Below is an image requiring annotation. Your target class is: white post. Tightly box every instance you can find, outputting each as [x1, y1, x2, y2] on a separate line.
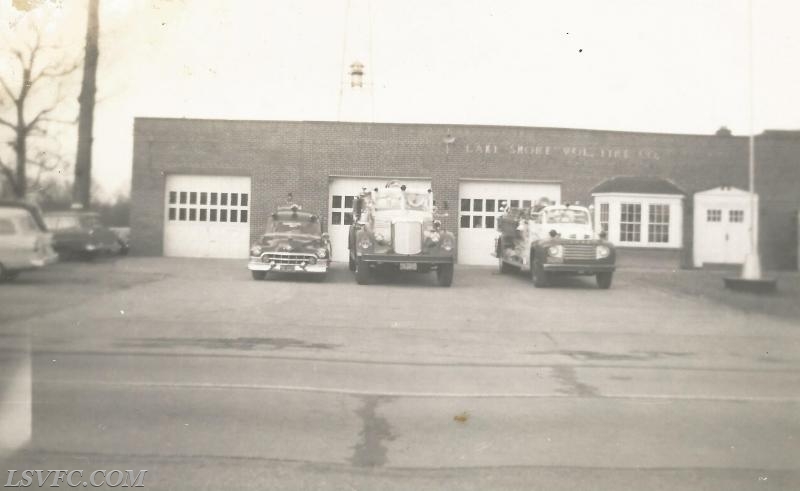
[741, 0, 762, 279]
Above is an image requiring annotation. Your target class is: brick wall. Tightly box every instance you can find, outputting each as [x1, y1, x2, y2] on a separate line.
[131, 118, 798, 269]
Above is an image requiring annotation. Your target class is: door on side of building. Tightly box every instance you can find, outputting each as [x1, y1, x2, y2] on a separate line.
[458, 180, 561, 265]
[163, 175, 252, 258]
[328, 177, 432, 262]
[693, 187, 757, 267]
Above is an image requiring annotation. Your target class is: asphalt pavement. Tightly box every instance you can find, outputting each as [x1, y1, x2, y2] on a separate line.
[1, 258, 798, 490]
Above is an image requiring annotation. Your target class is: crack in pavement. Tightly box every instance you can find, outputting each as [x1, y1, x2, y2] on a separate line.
[552, 366, 600, 397]
[114, 337, 339, 351]
[350, 396, 395, 467]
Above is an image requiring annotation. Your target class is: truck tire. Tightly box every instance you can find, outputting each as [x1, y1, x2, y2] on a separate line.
[436, 263, 454, 287]
[531, 255, 549, 288]
[498, 257, 516, 274]
[355, 258, 371, 285]
[251, 270, 266, 281]
[596, 272, 613, 289]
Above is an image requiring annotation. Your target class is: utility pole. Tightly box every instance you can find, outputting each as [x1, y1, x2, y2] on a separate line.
[73, 0, 99, 208]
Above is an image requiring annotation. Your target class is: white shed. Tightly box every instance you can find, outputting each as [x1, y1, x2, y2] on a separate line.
[693, 186, 758, 268]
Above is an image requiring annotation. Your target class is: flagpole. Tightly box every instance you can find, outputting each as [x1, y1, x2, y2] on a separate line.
[741, 0, 762, 280]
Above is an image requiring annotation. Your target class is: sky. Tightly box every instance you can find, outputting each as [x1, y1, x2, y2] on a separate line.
[1, 0, 799, 199]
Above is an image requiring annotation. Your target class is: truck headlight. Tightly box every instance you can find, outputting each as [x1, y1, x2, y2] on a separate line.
[596, 245, 610, 259]
[316, 248, 328, 258]
[374, 232, 386, 243]
[441, 236, 454, 251]
[547, 245, 563, 258]
[428, 231, 441, 244]
[359, 238, 372, 250]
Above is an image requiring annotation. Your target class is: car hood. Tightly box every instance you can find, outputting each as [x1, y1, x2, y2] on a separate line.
[259, 233, 322, 251]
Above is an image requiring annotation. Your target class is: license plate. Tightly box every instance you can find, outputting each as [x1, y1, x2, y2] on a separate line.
[399, 263, 417, 271]
[279, 265, 294, 271]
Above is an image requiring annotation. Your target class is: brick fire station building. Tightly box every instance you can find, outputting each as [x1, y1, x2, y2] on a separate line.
[130, 118, 800, 270]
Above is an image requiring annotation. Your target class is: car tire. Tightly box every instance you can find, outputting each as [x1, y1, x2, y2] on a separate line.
[531, 256, 549, 288]
[596, 272, 613, 289]
[355, 258, 370, 285]
[436, 263, 454, 287]
[251, 270, 267, 281]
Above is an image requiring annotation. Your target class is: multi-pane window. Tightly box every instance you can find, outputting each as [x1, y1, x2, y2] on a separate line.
[599, 203, 609, 233]
[648, 204, 670, 243]
[707, 209, 721, 222]
[619, 203, 641, 242]
[330, 194, 356, 226]
[460, 197, 542, 229]
[166, 188, 248, 223]
[729, 210, 744, 223]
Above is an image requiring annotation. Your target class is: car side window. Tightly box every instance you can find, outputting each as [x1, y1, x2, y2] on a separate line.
[0, 218, 16, 235]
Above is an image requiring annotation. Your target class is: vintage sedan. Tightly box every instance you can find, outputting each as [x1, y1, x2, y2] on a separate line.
[43, 210, 123, 259]
[0, 201, 58, 281]
[248, 205, 331, 280]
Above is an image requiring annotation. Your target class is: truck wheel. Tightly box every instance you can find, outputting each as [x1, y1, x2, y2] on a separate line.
[531, 257, 549, 288]
[355, 259, 371, 285]
[436, 264, 454, 287]
[596, 272, 613, 289]
[251, 271, 267, 281]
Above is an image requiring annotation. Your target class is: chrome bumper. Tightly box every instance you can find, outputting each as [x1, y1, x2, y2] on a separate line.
[30, 251, 59, 268]
[248, 259, 328, 274]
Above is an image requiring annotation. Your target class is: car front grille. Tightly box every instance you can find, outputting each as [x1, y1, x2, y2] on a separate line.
[393, 221, 422, 255]
[563, 243, 596, 261]
[261, 252, 317, 265]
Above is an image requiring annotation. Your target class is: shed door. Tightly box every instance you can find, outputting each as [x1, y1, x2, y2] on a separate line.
[163, 175, 252, 258]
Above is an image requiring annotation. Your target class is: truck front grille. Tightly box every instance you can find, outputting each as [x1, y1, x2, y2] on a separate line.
[261, 252, 317, 265]
[393, 222, 422, 255]
[563, 244, 596, 261]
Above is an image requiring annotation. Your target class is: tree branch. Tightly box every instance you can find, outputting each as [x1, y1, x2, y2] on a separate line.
[0, 116, 16, 130]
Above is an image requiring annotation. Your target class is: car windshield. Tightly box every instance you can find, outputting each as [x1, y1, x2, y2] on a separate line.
[267, 218, 320, 235]
[45, 216, 82, 230]
[80, 215, 102, 229]
[545, 209, 590, 224]
[404, 192, 429, 211]
[373, 193, 403, 211]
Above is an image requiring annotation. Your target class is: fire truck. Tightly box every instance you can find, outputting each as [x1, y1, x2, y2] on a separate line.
[348, 181, 456, 286]
[495, 203, 616, 288]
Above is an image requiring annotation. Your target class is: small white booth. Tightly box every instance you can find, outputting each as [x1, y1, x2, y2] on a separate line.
[693, 186, 758, 268]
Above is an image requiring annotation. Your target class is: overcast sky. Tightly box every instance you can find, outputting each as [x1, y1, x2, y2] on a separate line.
[1, 0, 799, 198]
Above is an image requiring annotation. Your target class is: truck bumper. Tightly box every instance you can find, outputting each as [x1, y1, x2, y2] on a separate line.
[357, 253, 454, 264]
[542, 263, 615, 274]
[248, 260, 328, 274]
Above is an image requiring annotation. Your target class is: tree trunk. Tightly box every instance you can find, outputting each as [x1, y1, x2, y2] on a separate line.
[73, 0, 99, 208]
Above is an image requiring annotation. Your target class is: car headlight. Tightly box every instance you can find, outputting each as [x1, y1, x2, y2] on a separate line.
[250, 246, 261, 256]
[316, 248, 328, 258]
[374, 232, 386, 243]
[596, 245, 610, 259]
[547, 245, 563, 257]
[359, 238, 372, 250]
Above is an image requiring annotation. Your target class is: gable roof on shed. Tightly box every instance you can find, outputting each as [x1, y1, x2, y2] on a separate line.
[590, 176, 687, 196]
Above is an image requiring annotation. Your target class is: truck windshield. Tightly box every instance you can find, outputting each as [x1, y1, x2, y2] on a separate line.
[267, 218, 320, 235]
[545, 209, 590, 224]
[405, 192, 429, 211]
[373, 194, 403, 211]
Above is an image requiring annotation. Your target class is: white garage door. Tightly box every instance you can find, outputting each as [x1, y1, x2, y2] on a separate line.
[328, 177, 431, 262]
[458, 180, 561, 265]
[163, 175, 252, 258]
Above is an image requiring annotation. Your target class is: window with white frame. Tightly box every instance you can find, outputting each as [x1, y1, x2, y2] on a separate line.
[707, 209, 722, 222]
[729, 209, 744, 223]
[619, 203, 641, 242]
[648, 204, 670, 243]
[599, 203, 609, 233]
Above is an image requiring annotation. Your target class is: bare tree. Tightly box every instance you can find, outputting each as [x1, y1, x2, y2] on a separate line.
[73, 0, 100, 208]
[0, 28, 78, 199]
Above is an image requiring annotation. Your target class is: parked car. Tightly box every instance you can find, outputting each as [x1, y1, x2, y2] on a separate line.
[248, 205, 331, 280]
[109, 227, 130, 255]
[0, 201, 58, 281]
[43, 210, 123, 260]
[495, 204, 616, 288]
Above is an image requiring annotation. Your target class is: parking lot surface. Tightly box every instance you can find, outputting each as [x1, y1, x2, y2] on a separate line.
[1, 258, 799, 490]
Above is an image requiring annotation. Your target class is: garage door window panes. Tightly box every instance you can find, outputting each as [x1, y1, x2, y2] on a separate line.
[166, 188, 249, 224]
[331, 195, 356, 226]
[460, 198, 523, 229]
